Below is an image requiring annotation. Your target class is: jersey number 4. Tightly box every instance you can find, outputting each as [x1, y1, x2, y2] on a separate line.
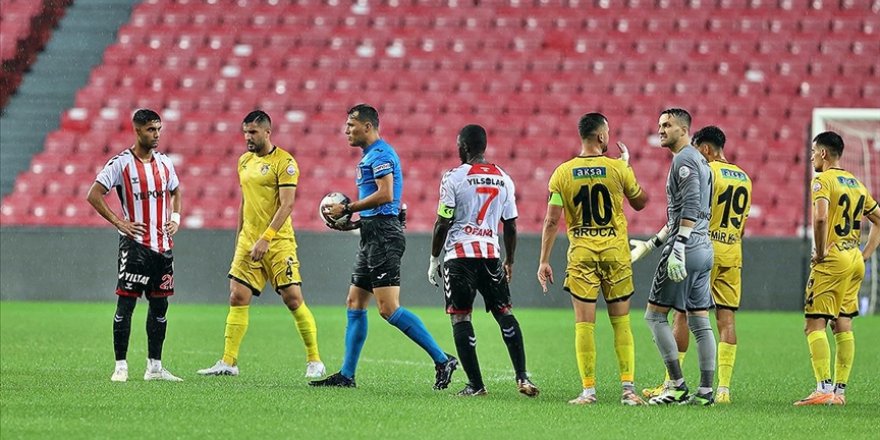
[835, 194, 865, 236]
[717, 186, 749, 228]
[475, 186, 499, 225]
[573, 184, 612, 226]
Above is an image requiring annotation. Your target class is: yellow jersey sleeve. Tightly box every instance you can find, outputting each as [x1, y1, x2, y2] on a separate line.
[276, 154, 299, 187]
[620, 163, 642, 200]
[811, 174, 831, 204]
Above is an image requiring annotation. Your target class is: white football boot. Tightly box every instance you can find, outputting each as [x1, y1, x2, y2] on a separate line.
[197, 359, 239, 376]
[111, 363, 128, 382]
[144, 359, 183, 381]
[305, 361, 326, 379]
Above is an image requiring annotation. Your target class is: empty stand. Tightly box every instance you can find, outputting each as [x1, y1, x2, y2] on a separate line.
[4, 0, 879, 236]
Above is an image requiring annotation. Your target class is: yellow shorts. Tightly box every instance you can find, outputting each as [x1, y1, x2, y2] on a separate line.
[805, 249, 864, 320]
[564, 260, 634, 303]
[229, 237, 302, 295]
[711, 265, 741, 310]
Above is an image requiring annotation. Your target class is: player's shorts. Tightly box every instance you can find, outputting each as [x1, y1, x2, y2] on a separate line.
[648, 241, 714, 312]
[443, 258, 512, 315]
[805, 248, 864, 320]
[116, 235, 174, 298]
[228, 236, 302, 296]
[351, 215, 405, 291]
[711, 265, 741, 310]
[563, 259, 634, 303]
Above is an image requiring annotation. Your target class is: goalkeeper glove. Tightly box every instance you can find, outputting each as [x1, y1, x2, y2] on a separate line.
[630, 226, 669, 263]
[428, 255, 441, 287]
[666, 227, 692, 282]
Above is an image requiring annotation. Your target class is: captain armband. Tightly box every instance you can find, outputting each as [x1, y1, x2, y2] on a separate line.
[548, 192, 564, 206]
[437, 203, 455, 219]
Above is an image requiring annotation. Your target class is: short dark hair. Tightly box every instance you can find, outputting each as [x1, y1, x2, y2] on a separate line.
[458, 124, 487, 155]
[813, 131, 844, 157]
[577, 112, 607, 140]
[660, 108, 692, 130]
[243, 110, 271, 126]
[347, 104, 379, 128]
[692, 125, 726, 150]
[132, 108, 161, 125]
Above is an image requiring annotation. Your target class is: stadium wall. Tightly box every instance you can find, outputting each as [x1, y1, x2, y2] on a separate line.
[0, 227, 808, 311]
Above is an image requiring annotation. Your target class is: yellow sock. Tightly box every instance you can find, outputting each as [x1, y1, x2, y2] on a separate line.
[609, 314, 634, 383]
[833, 331, 855, 386]
[575, 322, 596, 388]
[718, 342, 737, 389]
[222, 305, 250, 365]
[807, 330, 832, 384]
[663, 352, 686, 382]
[292, 302, 320, 362]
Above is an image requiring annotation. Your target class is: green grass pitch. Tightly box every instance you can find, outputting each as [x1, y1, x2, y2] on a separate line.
[1, 301, 878, 439]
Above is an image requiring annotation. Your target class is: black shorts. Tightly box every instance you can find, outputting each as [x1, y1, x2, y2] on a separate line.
[444, 258, 512, 315]
[351, 216, 405, 291]
[116, 235, 174, 298]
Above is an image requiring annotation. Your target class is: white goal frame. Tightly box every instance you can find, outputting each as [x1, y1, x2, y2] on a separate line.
[811, 108, 880, 314]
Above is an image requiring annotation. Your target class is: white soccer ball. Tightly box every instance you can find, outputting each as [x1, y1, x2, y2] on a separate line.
[319, 192, 352, 229]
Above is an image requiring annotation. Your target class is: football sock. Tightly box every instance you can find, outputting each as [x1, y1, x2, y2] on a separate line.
[494, 313, 527, 379]
[340, 309, 368, 379]
[645, 310, 683, 381]
[113, 296, 136, 361]
[387, 307, 447, 364]
[575, 322, 596, 388]
[663, 352, 687, 382]
[833, 331, 854, 388]
[688, 315, 716, 389]
[452, 321, 482, 388]
[291, 302, 320, 362]
[609, 314, 634, 383]
[146, 297, 168, 360]
[718, 342, 737, 389]
[222, 305, 249, 366]
[806, 330, 832, 385]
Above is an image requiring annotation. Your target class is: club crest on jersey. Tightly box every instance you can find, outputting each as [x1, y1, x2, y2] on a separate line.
[572, 167, 606, 179]
[260, 164, 270, 175]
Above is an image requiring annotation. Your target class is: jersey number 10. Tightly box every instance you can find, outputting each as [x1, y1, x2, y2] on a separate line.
[573, 184, 612, 227]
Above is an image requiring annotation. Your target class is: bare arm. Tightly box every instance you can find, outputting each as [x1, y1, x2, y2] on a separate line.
[502, 218, 517, 282]
[862, 207, 880, 261]
[250, 186, 296, 261]
[431, 216, 453, 258]
[537, 203, 563, 293]
[628, 188, 649, 211]
[812, 198, 830, 262]
[164, 186, 182, 236]
[86, 182, 145, 237]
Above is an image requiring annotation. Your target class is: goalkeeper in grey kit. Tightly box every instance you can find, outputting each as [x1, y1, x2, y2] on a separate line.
[630, 108, 717, 406]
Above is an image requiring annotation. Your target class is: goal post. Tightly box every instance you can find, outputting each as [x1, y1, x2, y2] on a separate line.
[811, 108, 880, 314]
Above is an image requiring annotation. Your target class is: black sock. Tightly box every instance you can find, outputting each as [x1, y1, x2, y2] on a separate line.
[113, 296, 137, 361]
[495, 313, 527, 380]
[452, 321, 482, 388]
[146, 297, 168, 360]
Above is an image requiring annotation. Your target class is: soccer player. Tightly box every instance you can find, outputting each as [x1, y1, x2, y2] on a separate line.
[537, 113, 648, 405]
[197, 111, 324, 378]
[87, 108, 183, 382]
[429, 124, 539, 397]
[640, 126, 751, 404]
[794, 131, 880, 406]
[310, 104, 457, 389]
[630, 108, 716, 405]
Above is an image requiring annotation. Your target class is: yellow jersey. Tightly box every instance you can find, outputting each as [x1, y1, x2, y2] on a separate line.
[548, 155, 643, 262]
[238, 146, 299, 244]
[709, 161, 752, 267]
[812, 168, 879, 253]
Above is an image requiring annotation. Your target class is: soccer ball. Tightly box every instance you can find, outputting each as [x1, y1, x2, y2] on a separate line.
[319, 192, 352, 229]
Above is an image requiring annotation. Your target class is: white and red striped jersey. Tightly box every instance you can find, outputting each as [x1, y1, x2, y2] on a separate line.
[438, 163, 517, 262]
[96, 149, 180, 254]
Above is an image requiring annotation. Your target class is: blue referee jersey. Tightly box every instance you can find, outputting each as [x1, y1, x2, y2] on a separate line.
[356, 139, 403, 217]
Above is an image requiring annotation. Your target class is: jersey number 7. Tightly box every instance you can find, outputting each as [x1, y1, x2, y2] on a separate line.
[475, 186, 499, 225]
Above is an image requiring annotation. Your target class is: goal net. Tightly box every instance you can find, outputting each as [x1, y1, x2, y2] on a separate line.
[812, 108, 880, 314]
